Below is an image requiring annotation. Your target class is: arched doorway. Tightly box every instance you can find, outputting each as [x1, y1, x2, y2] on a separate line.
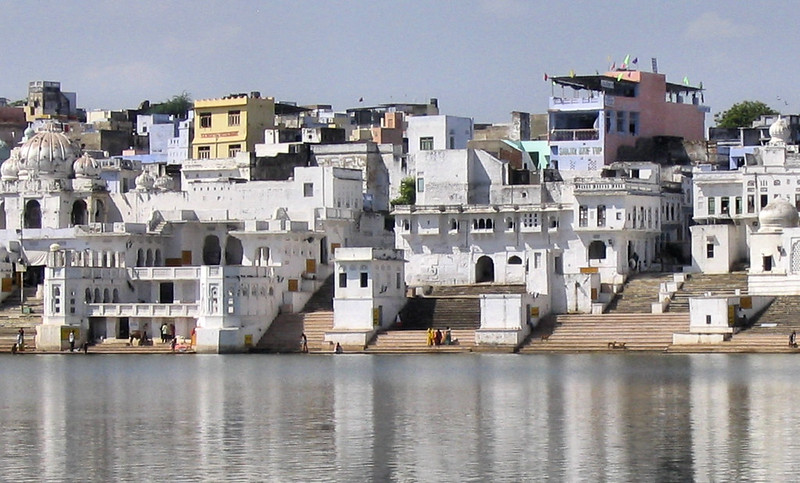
[588, 240, 607, 260]
[224, 236, 243, 265]
[24, 200, 42, 228]
[94, 199, 106, 223]
[203, 235, 221, 265]
[475, 256, 495, 283]
[71, 200, 88, 226]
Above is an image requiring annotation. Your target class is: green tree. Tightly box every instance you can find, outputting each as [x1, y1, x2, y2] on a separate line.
[390, 177, 416, 206]
[715, 100, 778, 128]
[8, 99, 26, 107]
[148, 91, 192, 118]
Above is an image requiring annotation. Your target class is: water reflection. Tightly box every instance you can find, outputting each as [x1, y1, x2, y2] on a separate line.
[1, 354, 800, 481]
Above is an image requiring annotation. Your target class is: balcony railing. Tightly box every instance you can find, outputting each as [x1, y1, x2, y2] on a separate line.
[87, 303, 199, 318]
[550, 129, 599, 142]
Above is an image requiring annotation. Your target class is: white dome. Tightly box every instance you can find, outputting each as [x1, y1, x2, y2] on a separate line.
[769, 116, 791, 145]
[135, 171, 155, 191]
[758, 198, 799, 230]
[17, 127, 77, 179]
[0, 148, 20, 181]
[73, 152, 100, 179]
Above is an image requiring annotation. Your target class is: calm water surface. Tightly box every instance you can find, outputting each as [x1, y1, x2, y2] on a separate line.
[1, 353, 799, 482]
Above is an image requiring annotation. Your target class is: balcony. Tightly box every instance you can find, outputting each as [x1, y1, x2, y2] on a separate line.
[550, 129, 599, 142]
[573, 179, 659, 195]
[550, 96, 604, 110]
[130, 267, 201, 280]
[87, 303, 199, 318]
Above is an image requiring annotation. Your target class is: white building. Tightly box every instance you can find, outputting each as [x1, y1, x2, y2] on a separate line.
[406, 115, 473, 155]
[0, 123, 382, 353]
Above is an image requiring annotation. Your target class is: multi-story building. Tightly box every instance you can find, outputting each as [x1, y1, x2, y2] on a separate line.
[191, 92, 275, 159]
[25, 81, 77, 122]
[548, 70, 706, 170]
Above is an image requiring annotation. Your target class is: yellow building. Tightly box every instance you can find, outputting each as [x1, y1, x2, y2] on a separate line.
[191, 92, 275, 159]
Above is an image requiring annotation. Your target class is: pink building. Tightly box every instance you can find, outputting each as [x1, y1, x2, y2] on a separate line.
[548, 70, 706, 170]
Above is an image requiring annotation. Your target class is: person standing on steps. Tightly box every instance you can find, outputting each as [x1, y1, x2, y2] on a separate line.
[17, 328, 24, 352]
[68, 330, 76, 352]
[791, 331, 797, 348]
[301, 333, 308, 353]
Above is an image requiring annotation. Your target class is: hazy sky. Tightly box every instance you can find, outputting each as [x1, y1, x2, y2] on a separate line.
[1, 1, 795, 124]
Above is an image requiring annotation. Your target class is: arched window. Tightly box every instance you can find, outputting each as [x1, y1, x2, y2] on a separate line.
[24, 200, 42, 229]
[136, 249, 144, 267]
[94, 288, 101, 303]
[154, 249, 162, 267]
[589, 240, 607, 260]
[103, 288, 110, 303]
[85, 288, 91, 303]
[203, 235, 221, 265]
[224, 236, 243, 265]
[478, 219, 486, 229]
[145, 249, 153, 267]
[112, 288, 119, 303]
[486, 219, 493, 229]
[450, 219, 458, 231]
[71, 200, 88, 226]
[508, 256, 522, 265]
[476, 256, 495, 283]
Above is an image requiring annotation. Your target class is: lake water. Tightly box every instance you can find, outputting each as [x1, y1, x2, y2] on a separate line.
[1, 353, 798, 481]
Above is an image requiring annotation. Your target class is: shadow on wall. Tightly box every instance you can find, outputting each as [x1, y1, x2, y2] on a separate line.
[616, 136, 708, 166]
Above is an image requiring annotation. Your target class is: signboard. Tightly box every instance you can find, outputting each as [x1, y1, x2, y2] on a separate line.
[244, 334, 253, 347]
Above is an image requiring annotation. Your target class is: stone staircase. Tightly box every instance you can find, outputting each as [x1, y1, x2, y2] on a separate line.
[427, 284, 526, 297]
[668, 332, 796, 353]
[365, 329, 475, 353]
[0, 287, 42, 352]
[255, 275, 335, 353]
[86, 338, 179, 354]
[667, 272, 749, 313]
[399, 297, 481, 330]
[749, 296, 800, 329]
[604, 273, 674, 313]
[519, 313, 689, 353]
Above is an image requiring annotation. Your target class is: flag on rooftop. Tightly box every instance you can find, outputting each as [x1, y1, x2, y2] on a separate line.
[544, 73, 548, 81]
[623, 54, 630, 67]
[683, 76, 690, 85]
[611, 62, 616, 71]
[569, 69, 575, 78]
[632, 57, 638, 64]
[617, 73, 623, 81]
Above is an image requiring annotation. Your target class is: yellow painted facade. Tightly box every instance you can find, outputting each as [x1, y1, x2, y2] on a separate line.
[191, 95, 275, 159]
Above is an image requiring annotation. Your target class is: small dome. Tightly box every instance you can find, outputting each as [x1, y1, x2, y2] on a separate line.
[135, 170, 155, 191]
[73, 152, 100, 179]
[22, 126, 35, 142]
[1, 148, 20, 181]
[758, 198, 799, 230]
[17, 127, 77, 179]
[769, 116, 791, 145]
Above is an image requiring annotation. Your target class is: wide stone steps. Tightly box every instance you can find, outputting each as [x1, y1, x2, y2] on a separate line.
[365, 329, 475, 353]
[753, 296, 800, 327]
[428, 284, 526, 297]
[667, 273, 749, 313]
[400, 297, 481, 330]
[668, 333, 796, 353]
[520, 313, 689, 353]
[605, 273, 674, 314]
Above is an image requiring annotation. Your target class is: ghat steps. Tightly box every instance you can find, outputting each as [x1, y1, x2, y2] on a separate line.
[519, 313, 689, 353]
[604, 273, 674, 314]
[668, 332, 797, 353]
[749, 296, 800, 329]
[0, 287, 42, 351]
[667, 272, 748, 313]
[365, 329, 475, 353]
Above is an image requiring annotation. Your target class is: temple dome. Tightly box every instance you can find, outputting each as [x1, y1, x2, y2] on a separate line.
[17, 127, 77, 179]
[135, 170, 155, 191]
[758, 198, 799, 230]
[154, 174, 174, 191]
[769, 116, 791, 145]
[0, 149, 20, 181]
[73, 152, 100, 179]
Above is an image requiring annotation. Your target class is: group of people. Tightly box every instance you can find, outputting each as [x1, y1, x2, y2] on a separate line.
[426, 327, 455, 346]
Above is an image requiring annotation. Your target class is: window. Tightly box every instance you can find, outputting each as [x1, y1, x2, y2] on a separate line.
[588, 241, 607, 260]
[416, 177, 425, 192]
[228, 144, 241, 157]
[228, 110, 241, 126]
[534, 252, 541, 269]
[616, 111, 625, 133]
[736, 197, 742, 214]
[579, 205, 588, 227]
[721, 197, 729, 215]
[747, 195, 755, 213]
[508, 256, 522, 265]
[597, 205, 606, 227]
[760, 194, 769, 209]
[360, 272, 368, 288]
[420, 137, 434, 150]
[197, 146, 211, 159]
[706, 243, 714, 258]
[449, 136, 455, 149]
[628, 112, 639, 135]
[199, 113, 211, 128]
[605, 111, 613, 133]
[304, 183, 314, 197]
[339, 273, 347, 288]
[554, 256, 563, 275]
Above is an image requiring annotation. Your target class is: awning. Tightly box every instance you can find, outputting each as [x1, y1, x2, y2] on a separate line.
[22, 249, 48, 267]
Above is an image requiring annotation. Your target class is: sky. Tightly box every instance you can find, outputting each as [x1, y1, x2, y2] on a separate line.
[1, 1, 796, 124]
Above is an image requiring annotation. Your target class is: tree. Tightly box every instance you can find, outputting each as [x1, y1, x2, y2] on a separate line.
[715, 100, 778, 128]
[148, 91, 192, 118]
[390, 177, 416, 206]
